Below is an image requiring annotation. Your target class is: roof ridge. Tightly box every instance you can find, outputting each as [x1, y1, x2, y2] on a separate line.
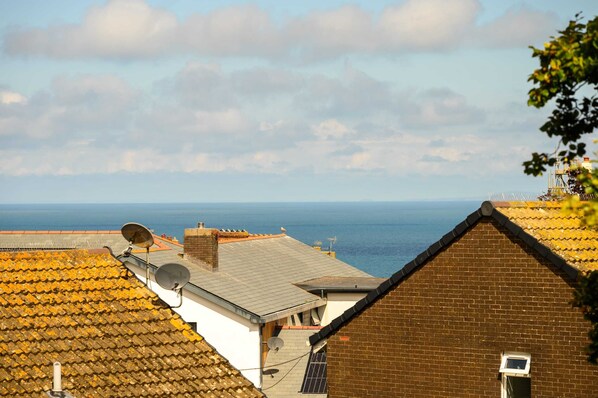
[219, 233, 286, 244]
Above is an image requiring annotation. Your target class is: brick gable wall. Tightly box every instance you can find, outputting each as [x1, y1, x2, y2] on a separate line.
[326, 219, 598, 398]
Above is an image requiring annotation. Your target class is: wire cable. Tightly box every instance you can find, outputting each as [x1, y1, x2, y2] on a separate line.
[236, 351, 310, 371]
[262, 352, 307, 391]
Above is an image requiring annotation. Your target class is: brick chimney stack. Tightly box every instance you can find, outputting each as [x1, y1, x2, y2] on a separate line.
[184, 225, 219, 271]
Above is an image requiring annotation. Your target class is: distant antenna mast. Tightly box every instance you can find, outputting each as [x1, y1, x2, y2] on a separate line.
[327, 236, 337, 252]
[155, 263, 191, 308]
[547, 160, 569, 198]
[121, 222, 154, 285]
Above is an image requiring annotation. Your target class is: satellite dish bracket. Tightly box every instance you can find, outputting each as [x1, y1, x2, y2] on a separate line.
[168, 287, 184, 309]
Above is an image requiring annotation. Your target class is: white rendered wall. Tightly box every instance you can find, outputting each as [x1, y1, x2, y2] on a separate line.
[321, 292, 367, 326]
[129, 268, 262, 387]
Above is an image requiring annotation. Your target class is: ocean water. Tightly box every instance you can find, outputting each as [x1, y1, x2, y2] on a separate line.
[0, 201, 480, 277]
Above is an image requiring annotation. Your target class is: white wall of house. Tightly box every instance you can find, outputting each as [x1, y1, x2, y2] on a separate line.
[321, 292, 367, 326]
[128, 268, 262, 387]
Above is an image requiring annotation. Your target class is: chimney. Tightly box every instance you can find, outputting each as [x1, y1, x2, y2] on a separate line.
[184, 224, 218, 271]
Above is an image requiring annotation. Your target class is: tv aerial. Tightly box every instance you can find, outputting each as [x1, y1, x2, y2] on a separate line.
[327, 236, 337, 252]
[121, 222, 154, 285]
[155, 263, 191, 308]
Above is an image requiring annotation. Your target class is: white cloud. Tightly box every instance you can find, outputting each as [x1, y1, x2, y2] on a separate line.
[312, 119, 353, 140]
[181, 5, 283, 57]
[0, 75, 138, 142]
[0, 63, 542, 179]
[0, 90, 27, 105]
[378, 0, 480, 51]
[400, 88, 485, 128]
[287, 5, 373, 58]
[165, 62, 236, 110]
[259, 120, 284, 132]
[474, 7, 559, 48]
[296, 65, 394, 118]
[2, 0, 560, 60]
[5, 0, 178, 58]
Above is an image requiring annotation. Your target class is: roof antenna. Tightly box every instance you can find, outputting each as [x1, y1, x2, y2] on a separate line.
[121, 223, 154, 286]
[155, 263, 191, 308]
[327, 236, 337, 252]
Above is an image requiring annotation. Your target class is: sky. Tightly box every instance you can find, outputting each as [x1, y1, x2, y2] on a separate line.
[0, 0, 597, 203]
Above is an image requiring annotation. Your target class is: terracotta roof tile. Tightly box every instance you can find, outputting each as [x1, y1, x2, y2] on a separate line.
[494, 201, 598, 272]
[0, 250, 263, 397]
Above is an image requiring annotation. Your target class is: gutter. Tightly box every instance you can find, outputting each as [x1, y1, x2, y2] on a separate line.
[118, 254, 263, 324]
[259, 298, 327, 324]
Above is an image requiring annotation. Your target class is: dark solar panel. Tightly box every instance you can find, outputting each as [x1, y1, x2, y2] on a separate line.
[300, 350, 327, 394]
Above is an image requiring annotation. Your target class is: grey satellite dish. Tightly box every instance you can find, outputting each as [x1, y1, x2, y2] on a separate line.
[155, 263, 191, 291]
[121, 222, 154, 248]
[155, 263, 190, 309]
[121, 222, 154, 285]
[267, 336, 285, 352]
[263, 368, 279, 378]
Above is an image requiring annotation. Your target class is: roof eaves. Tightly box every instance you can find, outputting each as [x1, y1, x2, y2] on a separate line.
[309, 206, 485, 346]
[259, 298, 326, 324]
[121, 254, 264, 324]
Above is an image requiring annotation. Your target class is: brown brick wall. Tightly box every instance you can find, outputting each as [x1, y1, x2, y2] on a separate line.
[327, 219, 598, 398]
[184, 228, 218, 270]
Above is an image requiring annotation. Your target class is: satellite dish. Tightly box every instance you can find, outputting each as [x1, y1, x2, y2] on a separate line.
[267, 336, 285, 352]
[121, 222, 155, 285]
[121, 222, 154, 248]
[263, 368, 279, 378]
[155, 263, 191, 291]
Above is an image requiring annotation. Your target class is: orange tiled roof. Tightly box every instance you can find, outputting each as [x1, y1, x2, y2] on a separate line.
[493, 201, 598, 272]
[218, 233, 286, 244]
[0, 250, 263, 397]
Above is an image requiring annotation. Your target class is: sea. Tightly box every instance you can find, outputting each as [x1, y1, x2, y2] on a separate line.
[0, 201, 480, 278]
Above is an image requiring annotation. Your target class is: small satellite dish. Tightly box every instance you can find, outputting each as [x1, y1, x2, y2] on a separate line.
[263, 368, 279, 378]
[267, 336, 285, 352]
[155, 263, 191, 291]
[121, 222, 154, 248]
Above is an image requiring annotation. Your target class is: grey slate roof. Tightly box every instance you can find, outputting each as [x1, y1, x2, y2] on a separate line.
[262, 328, 326, 398]
[0, 231, 372, 323]
[138, 236, 371, 321]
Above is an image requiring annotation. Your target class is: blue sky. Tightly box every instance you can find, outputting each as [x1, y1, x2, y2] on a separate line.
[0, 0, 596, 203]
